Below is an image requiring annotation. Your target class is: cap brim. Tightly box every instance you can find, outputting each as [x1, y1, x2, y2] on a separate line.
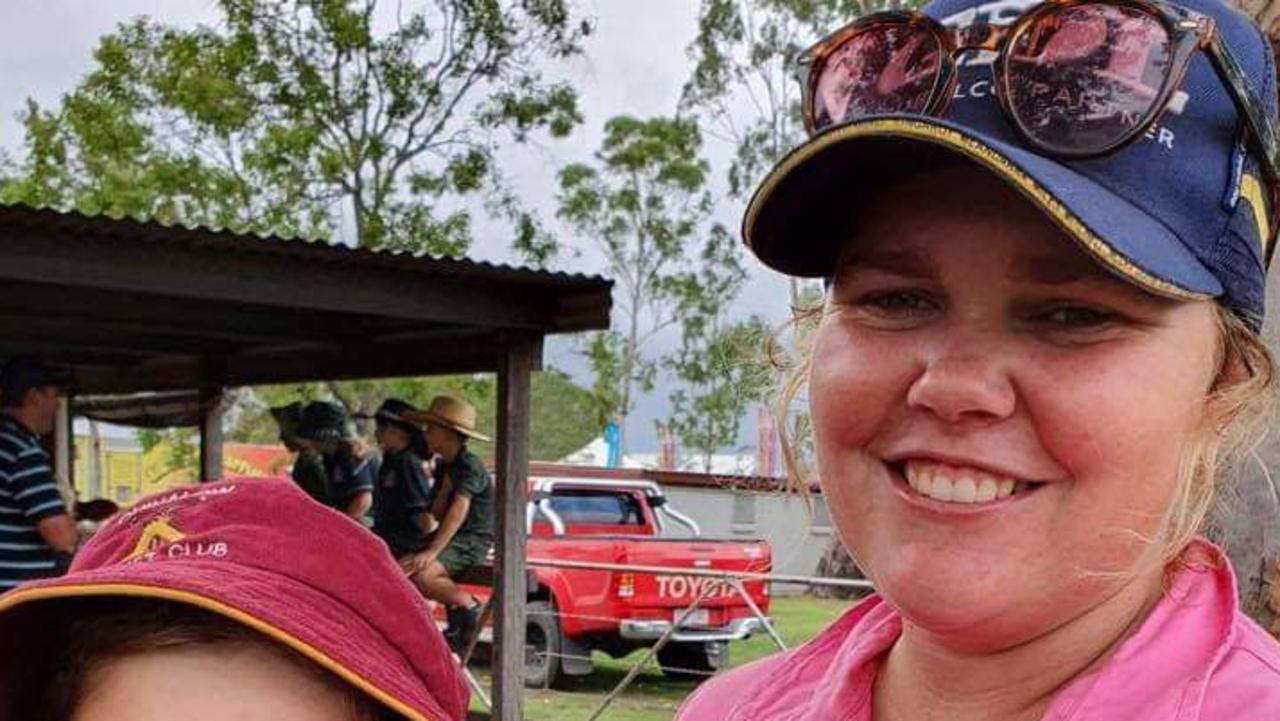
[744, 116, 1221, 300]
[0, 562, 458, 721]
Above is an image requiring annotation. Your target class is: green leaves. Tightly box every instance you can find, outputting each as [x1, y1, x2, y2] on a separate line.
[1, 0, 590, 258]
[682, 0, 924, 197]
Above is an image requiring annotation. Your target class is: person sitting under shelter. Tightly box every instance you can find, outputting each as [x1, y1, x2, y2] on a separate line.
[295, 401, 375, 523]
[270, 401, 329, 505]
[402, 395, 493, 653]
[0, 358, 77, 592]
[366, 398, 435, 565]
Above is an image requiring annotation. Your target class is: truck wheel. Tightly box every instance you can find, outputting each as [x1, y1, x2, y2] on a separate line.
[524, 600, 564, 689]
[657, 640, 727, 682]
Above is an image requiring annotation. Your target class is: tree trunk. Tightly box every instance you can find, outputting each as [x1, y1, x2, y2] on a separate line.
[1208, 270, 1280, 637]
[1217, 0, 1280, 639]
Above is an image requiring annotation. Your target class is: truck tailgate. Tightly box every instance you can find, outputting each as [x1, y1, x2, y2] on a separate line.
[619, 537, 772, 615]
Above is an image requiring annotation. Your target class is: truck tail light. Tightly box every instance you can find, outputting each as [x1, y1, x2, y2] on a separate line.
[616, 572, 635, 598]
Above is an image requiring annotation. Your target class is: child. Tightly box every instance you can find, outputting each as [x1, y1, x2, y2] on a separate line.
[0, 478, 468, 721]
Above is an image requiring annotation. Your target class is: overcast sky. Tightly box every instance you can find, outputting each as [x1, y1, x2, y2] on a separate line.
[0, 0, 796, 454]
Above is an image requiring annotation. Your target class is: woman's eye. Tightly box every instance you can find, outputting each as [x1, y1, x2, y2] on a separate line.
[1038, 305, 1115, 328]
[857, 290, 936, 315]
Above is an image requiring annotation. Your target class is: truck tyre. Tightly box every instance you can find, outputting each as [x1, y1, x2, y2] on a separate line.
[524, 600, 564, 689]
[657, 640, 727, 682]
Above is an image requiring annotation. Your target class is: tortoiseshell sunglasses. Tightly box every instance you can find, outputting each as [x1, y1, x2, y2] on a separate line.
[795, 0, 1280, 262]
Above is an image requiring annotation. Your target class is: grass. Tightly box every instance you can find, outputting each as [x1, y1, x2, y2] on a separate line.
[469, 595, 855, 721]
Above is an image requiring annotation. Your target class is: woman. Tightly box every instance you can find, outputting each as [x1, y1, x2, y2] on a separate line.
[0, 479, 468, 721]
[678, 0, 1280, 719]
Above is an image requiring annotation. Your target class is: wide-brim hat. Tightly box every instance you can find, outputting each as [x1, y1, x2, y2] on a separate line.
[296, 400, 353, 442]
[745, 0, 1276, 331]
[268, 401, 306, 435]
[0, 479, 468, 721]
[407, 394, 490, 443]
[356, 398, 421, 435]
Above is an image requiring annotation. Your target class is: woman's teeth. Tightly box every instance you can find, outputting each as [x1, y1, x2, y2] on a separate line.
[903, 461, 1027, 504]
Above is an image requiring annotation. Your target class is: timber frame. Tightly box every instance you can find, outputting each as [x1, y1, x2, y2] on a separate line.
[0, 203, 612, 720]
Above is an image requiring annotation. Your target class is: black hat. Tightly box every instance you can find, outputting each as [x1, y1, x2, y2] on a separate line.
[0, 357, 69, 407]
[296, 401, 352, 442]
[269, 402, 306, 434]
[361, 398, 420, 433]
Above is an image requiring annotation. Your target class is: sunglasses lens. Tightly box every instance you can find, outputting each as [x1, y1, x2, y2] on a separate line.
[1004, 3, 1172, 153]
[812, 22, 944, 132]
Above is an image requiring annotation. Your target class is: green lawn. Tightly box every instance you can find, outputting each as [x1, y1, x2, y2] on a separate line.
[470, 595, 854, 721]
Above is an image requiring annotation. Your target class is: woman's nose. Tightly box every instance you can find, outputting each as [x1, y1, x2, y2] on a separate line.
[905, 349, 1017, 425]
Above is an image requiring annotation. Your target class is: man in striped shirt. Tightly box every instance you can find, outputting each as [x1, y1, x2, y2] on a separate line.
[0, 358, 76, 592]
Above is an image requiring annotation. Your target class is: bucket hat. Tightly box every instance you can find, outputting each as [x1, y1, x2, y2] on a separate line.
[0, 479, 468, 721]
[296, 400, 353, 442]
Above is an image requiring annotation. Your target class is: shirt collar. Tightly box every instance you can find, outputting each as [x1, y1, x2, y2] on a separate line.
[0, 413, 36, 440]
[758, 538, 1241, 721]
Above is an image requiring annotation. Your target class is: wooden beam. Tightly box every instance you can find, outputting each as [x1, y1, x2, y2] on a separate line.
[0, 231, 563, 330]
[0, 280, 341, 344]
[198, 387, 224, 483]
[491, 336, 539, 721]
[66, 332, 544, 396]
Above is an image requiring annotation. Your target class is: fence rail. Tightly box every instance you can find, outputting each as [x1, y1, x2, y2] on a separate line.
[457, 558, 873, 720]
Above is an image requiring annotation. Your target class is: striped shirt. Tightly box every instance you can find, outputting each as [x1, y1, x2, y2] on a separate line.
[0, 415, 67, 591]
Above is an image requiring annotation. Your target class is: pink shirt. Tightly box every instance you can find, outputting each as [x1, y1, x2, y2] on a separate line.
[677, 539, 1280, 721]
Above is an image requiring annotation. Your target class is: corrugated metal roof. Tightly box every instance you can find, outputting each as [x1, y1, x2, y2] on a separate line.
[0, 202, 610, 291]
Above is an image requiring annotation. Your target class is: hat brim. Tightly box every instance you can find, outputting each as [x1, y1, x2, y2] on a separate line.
[0, 561, 458, 721]
[296, 426, 351, 442]
[420, 411, 491, 443]
[744, 116, 1222, 301]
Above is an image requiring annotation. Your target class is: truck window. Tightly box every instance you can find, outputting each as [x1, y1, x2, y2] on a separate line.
[548, 490, 645, 526]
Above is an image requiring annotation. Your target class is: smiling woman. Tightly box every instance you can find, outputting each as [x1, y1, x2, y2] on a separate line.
[674, 0, 1280, 719]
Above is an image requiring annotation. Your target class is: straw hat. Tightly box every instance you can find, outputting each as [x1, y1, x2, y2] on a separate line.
[409, 395, 490, 443]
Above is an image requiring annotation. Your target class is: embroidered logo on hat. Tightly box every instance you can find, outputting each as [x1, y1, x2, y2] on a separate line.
[123, 514, 189, 563]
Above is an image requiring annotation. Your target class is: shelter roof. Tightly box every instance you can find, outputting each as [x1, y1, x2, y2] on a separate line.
[0, 204, 612, 394]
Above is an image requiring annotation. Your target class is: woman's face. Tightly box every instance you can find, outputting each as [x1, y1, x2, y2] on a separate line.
[71, 641, 367, 721]
[812, 166, 1220, 651]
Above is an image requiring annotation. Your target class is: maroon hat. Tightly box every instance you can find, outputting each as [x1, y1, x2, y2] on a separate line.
[0, 478, 468, 721]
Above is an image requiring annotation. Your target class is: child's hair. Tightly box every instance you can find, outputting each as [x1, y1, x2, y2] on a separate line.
[15, 597, 400, 721]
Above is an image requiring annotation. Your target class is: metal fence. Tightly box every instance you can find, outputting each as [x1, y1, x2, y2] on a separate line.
[455, 559, 873, 720]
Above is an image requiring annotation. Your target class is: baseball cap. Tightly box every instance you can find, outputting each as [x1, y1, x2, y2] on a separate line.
[745, 0, 1277, 330]
[0, 479, 468, 721]
[0, 357, 70, 405]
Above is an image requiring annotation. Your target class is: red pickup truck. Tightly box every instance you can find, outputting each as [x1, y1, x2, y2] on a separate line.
[465, 477, 773, 688]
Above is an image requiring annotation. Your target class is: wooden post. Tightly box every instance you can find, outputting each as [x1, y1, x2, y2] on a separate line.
[54, 396, 72, 493]
[492, 337, 537, 721]
[198, 387, 224, 483]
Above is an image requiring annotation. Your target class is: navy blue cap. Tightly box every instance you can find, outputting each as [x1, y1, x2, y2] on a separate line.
[0, 357, 69, 406]
[744, 0, 1277, 330]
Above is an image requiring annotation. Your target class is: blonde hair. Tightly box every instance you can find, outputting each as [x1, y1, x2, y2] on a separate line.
[771, 296, 1277, 564]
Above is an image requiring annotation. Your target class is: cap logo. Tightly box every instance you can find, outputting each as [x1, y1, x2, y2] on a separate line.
[1238, 173, 1272, 253]
[124, 514, 187, 562]
[122, 512, 230, 564]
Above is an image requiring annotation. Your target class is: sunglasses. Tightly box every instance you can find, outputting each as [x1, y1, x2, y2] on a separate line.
[795, 0, 1280, 263]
